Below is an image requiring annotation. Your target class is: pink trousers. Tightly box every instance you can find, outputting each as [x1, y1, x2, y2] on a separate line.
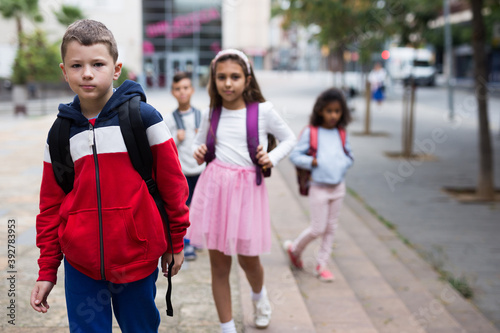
[291, 182, 346, 268]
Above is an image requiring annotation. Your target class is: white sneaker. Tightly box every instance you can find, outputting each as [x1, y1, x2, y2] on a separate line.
[253, 293, 272, 329]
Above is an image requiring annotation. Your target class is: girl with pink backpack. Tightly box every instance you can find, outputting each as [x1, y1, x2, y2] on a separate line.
[189, 49, 296, 332]
[285, 87, 353, 282]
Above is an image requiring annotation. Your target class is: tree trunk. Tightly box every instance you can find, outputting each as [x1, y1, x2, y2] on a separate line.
[16, 16, 23, 48]
[12, 85, 28, 116]
[336, 45, 346, 88]
[470, 0, 495, 200]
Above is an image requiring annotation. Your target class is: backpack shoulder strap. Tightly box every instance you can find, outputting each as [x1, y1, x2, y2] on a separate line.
[48, 117, 74, 194]
[338, 127, 351, 158]
[118, 96, 153, 180]
[117, 95, 175, 317]
[193, 107, 201, 129]
[309, 125, 318, 158]
[246, 102, 259, 166]
[204, 106, 222, 163]
[172, 109, 185, 130]
[338, 127, 346, 147]
[246, 102, 268, 185]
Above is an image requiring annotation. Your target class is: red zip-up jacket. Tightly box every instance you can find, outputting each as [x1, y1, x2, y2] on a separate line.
[36, 81, 190, 284]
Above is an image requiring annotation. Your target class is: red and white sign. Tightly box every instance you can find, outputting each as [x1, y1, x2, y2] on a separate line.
[146, 8, 220, 40]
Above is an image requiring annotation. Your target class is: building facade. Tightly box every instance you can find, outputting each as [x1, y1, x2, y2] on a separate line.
[142, 0, 271, 88]
[0, 0, 272, 89]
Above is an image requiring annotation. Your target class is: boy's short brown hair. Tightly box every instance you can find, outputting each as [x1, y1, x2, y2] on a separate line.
[61, 19, 119, 63]
[172, 72, 192, 84]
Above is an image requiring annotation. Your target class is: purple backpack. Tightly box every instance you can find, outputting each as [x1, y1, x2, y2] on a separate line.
[204, 102, 271, 185]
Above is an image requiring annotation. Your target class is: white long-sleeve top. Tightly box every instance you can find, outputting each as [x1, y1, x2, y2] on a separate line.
[193, 101, 296, 167]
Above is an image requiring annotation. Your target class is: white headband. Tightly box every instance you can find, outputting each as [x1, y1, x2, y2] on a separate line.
[212, 49, 251, 74]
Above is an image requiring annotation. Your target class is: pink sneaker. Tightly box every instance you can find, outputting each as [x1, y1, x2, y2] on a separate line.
[283, 240, 303, 269]
[316, 265, 335, 282]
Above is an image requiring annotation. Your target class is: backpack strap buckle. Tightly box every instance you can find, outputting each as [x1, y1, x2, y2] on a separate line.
[145, 178, 157, 195]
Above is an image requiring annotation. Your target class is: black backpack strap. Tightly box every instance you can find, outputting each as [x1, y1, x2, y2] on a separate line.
[118, 96, 154, 178]
[48, 117, 74, 194]
[172, 109, 185, 130]
[117, 96, 176, 317]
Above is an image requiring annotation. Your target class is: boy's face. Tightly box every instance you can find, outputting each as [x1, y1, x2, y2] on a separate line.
[60, 41, 122, 106]
[171, 78, 194, 106]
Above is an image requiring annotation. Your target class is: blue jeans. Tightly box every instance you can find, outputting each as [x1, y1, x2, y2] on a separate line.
[64, 259, 160, 333]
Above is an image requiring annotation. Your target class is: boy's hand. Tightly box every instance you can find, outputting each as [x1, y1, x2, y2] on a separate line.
[312, 158, 318, 167]
[193, 144, 207, 165]
[162, 250, 184, 277]
[30, 281, 55, 313]
[177, 129, 186, 142]
[256, 145, 273, 171]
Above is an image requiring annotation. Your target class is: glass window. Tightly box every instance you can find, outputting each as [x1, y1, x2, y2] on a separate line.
[142, 0, 222, 87]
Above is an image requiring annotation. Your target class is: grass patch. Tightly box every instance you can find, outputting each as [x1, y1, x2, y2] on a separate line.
[443, 273, 474, 299]
[365, 205, 396, 230]
[347, 187, 360, 198]
[423, 246, 474, 299]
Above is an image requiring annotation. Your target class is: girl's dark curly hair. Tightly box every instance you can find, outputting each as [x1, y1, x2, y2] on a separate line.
[208, 53, 265, 109]
[310, 87, 352, 128]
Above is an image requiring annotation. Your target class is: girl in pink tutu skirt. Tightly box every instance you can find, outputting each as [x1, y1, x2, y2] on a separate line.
[189, 49, 296, 332]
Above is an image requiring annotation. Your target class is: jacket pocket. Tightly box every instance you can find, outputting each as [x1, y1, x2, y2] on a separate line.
[60, 207, 148, 272]
[101, 207, 148, 269]
[60, 208, 100, 272]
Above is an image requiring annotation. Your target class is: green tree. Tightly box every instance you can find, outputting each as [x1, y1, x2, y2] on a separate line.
[383, 0, 442, 47]
[0, 0, 43, 48]
[53, 4, 84, 26]
[11, 30, 61, 85]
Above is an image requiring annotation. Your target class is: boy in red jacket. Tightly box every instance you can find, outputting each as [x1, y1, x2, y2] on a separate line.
[30, 19, 189, 332]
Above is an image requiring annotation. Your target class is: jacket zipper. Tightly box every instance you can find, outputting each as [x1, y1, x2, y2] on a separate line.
[89, 123, 106, 280]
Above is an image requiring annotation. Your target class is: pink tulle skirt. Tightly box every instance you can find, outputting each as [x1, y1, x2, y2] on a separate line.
[187, 159, 271, 256]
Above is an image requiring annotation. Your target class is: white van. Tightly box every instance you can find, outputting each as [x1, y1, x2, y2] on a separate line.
[386, 47, 437, 86]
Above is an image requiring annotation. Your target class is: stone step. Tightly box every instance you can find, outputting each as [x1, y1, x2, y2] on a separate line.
[273, 157, 499, 333]
[267, 169, 379, 332]
[333, 214, 427, 333]
[238, 230, 316, 332]
[343, 194, 500, 333]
